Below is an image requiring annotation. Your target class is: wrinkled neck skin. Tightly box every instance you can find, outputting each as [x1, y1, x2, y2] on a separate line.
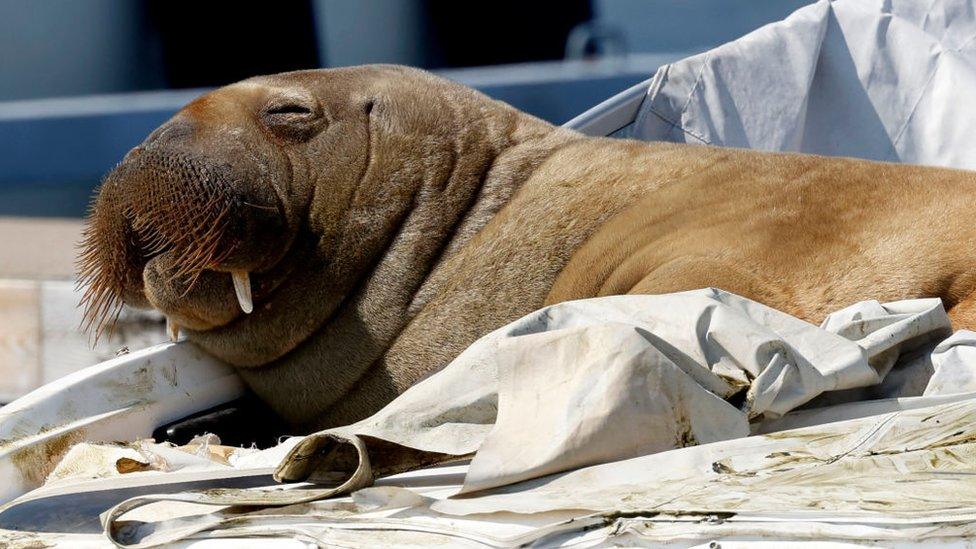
[214, 111, 581, 427]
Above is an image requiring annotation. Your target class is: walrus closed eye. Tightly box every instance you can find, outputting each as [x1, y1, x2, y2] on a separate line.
[80, 64, 976, 430]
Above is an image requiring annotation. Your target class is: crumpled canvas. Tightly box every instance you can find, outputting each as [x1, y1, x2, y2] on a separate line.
[44, 434, 299, 488]
[102, 290, 976, 547]
[627, 0, 976, 170]
[271, 289, 953, 495]
[104, 394, 976, 546]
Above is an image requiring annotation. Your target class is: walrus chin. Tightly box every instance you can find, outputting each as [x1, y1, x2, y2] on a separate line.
[77, 147, 280, 342]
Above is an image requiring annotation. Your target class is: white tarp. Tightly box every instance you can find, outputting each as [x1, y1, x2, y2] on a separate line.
[100, 290, 976, 546]
[627, 0, 976, 170]
[106, 397, 976, 547]
[274, 289, 955, 494]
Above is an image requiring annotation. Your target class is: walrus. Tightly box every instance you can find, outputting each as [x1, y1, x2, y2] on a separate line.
[78, 64, 976, 430]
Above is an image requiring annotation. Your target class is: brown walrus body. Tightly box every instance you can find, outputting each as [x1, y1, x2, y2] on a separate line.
[80, 65, 976, 429]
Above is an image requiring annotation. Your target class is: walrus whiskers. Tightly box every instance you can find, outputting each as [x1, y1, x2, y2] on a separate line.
[77, 181, 137, 342]
[78, 155, 242, 342]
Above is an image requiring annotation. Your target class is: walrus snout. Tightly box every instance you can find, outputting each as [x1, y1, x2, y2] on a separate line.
[78, 129, 293, 339]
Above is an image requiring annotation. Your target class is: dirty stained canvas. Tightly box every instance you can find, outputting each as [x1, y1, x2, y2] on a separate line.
[97, 288, 976, 546]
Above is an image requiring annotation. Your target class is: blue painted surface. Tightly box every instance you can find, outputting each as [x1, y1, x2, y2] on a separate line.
[0, 111, 173, 216]
[0, 58, 677, 217]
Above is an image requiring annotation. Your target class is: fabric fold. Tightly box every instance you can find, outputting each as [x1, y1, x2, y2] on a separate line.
[98, 288, 958, 546]
[274, 288, 952, 495]
[100, 288, 970, 546]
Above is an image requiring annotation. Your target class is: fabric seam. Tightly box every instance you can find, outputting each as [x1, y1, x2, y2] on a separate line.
[647, 106, 711, 144]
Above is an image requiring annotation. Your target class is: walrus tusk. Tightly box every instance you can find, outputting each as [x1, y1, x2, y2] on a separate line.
[166, 317, 181, 342]
[231, 270, 253, 314]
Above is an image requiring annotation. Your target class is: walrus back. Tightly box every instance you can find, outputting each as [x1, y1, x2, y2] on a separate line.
[547, 142, 976, 326]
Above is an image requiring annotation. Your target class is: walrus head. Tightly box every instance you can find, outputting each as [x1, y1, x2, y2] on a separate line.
[78, 65, 546, 376]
